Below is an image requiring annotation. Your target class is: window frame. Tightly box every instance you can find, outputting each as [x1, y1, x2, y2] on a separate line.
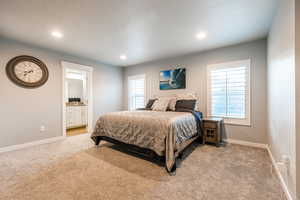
[128, 74, 146, 110]
[207, 59, 251, 126]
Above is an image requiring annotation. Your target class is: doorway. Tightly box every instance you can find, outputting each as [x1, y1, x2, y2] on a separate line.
[62, 61, 93, 137]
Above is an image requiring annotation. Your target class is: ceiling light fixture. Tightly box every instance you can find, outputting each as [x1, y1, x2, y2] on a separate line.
[120, 54, 127, 60]
[196, 32, 207, 40]
[51, 31, 64, 38]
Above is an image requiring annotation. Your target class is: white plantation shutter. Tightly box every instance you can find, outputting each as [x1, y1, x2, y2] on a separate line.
[128, 75, 145, 110]
[207, 60, 251, 125]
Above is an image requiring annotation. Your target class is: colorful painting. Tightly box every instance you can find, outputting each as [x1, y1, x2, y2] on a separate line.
[159, 68, 186, 90]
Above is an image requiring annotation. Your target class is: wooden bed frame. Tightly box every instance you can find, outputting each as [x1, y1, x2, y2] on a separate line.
[93, 134, 203, 175]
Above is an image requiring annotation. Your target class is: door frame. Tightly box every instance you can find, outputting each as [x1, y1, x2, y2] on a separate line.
[61, 61, 94, 137]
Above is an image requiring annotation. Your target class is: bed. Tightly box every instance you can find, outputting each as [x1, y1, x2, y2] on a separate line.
[91, 110, 203, 174]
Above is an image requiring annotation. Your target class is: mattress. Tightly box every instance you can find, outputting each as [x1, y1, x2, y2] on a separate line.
[91, 110, 202, 172]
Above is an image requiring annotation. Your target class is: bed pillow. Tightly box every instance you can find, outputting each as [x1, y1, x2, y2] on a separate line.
[136, 108, 152, 110]
[175, 99, 197, 112]
[176, 93, 199, 111]
[145, 99, 157, 109]
[152, 98, 170, 111]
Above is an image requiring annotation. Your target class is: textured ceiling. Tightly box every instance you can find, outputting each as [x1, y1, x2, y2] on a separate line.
[0, 0, 277, 66]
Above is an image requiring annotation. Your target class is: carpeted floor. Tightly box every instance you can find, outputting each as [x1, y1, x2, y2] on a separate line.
[0, 134, 286, 200]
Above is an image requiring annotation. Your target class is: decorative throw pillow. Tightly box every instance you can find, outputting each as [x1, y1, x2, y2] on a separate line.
[175, 99, 197, 112]
[153, 95, 177, 111]
[168, 97, 177, 111]
[145, 99, 157, 109]
[152, 98, 170, 111]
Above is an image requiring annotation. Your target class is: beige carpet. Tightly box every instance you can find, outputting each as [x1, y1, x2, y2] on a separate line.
[0, 134, 286, 200]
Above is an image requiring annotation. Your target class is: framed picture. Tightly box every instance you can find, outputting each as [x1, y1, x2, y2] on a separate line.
[159, 68, 186, 90]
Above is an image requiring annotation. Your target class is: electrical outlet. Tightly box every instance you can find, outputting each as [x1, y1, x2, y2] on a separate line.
[282, 155, 290, 175]
[282, 155, 290, 165]
[40, 125, 46, 132]
[277, 155, 290, 176]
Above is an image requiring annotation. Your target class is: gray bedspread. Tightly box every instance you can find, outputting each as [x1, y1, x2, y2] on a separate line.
[91, 110, 198, 172]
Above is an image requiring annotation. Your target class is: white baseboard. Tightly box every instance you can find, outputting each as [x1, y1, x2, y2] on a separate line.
[266, 146, 294, 200]
[0, 136, 66, 154]
[225, 139, 268, 149]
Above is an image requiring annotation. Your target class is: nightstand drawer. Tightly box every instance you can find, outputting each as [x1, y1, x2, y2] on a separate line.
[204, 122, 217, 128]
[204, 128, 218, 143]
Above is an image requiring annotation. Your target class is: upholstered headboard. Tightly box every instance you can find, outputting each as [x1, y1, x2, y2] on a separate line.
[152, 92, 200, 111]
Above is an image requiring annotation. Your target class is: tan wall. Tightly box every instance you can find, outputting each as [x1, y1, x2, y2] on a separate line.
[0, 38, 123, 148]
[123, 39, 268, 144]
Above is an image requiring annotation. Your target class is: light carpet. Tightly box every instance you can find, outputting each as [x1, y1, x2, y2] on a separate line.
[0, 134, 286, 200]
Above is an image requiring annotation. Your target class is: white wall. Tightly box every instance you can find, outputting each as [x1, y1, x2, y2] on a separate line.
[267, 0, 296, 198]
[0, 38, 123, 148]
[124, 39, 268, 144]
[295, 0, 300, 198]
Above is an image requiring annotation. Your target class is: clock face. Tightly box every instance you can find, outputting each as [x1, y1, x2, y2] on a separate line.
[6, 55, 49, 88]
[14, 61, 43, 83]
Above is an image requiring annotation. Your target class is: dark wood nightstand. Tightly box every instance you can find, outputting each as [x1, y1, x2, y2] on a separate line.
[203, 117, 225, 147]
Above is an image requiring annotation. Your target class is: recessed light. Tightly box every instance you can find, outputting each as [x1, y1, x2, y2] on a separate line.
[196, 32, 207, 40]
[120, 54, 127, 60]
[51, 31, 63, 38]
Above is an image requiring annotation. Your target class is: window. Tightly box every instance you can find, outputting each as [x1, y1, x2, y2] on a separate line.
[207, 60, 251, 125]
[128, 74, 146, 110]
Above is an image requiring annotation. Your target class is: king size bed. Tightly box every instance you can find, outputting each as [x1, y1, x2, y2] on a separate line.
[91, 111, 203, 174]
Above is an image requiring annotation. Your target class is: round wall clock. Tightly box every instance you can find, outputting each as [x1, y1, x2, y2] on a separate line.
[6, 55, 49, 88]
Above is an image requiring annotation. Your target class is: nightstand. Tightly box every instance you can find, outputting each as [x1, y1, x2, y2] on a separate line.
[203, 117, 225, 147]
